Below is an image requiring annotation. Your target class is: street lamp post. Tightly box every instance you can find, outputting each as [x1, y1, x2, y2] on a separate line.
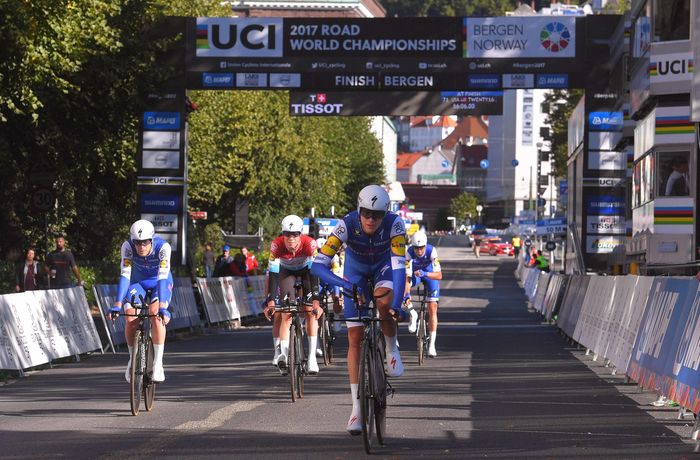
[476, 204, 483, 224]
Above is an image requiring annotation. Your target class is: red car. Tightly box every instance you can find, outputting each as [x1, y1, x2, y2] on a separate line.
[479, 236, 514, 256]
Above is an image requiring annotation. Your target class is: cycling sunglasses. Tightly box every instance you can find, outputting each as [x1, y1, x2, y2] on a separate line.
[359, 208, 386, 220]
[282, 231, 301, 237]
[133, 239, 152, 246]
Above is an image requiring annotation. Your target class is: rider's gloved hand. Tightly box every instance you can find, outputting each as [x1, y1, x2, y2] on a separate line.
[158, 307, 171, 323]
[416, 270, 427, 278]
[109, 305, 122, 320]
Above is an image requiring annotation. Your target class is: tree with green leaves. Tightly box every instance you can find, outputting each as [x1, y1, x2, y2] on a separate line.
[542, 89, 583, 178]
[448, 192, 479, 224]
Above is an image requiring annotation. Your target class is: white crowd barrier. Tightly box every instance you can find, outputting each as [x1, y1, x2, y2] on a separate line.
[93, 278, 202, 348]
[0, 287, 102, 371]
[195, 275, 265, 325]
[518, 267, 700, 417]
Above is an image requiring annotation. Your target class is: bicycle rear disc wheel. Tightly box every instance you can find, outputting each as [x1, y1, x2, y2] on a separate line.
[417, 308, 426, 366]
[143, 337, 156, 411]
[359, 339, 375, 453]
[374, 345, 387, 446]
[130, 330, 144, 416]
[296, 324, 304, 399]
[289, 324, 297, 402]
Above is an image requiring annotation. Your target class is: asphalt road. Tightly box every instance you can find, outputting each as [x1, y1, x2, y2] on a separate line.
[0, 235, 695, 458]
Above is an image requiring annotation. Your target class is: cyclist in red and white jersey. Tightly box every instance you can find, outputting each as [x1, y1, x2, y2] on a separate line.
[263, 215, 322, 375]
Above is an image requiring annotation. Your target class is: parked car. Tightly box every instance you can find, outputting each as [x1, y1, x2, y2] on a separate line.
[479, 236, 514, 256]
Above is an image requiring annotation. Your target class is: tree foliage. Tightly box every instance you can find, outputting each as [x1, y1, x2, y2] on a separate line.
[382, 0, 518, 17]
[448, 192, 479, 223]
[542, 89, 584, 178]
[0, 1, 387, 273]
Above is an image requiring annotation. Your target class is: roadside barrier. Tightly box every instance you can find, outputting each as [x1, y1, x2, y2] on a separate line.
[0, 287, 102, 371]
[93, 278, 201, 350]
[518, 267, 700, 434]
[195, 275, 265, 325]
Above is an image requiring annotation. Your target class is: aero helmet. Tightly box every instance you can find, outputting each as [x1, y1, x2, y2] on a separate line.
[412, 231, 427, 247]
[130, 219, 155, 241]
[357, 184, 390, 213]
[280, 215, 304, 233]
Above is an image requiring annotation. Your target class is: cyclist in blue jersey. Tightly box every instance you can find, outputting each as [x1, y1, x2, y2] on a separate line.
[109, 219, 173, 383]
[311, 184, 407, 435]
[404, 231, 442, 357]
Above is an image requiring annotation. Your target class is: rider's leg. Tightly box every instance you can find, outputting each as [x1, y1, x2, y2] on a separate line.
[272, 313, 281, 365]
[426, 279, 440, 357]
[305, 300, 321, 373]
[346, 324, 363, 434]
[277, 313, 292, 367]
[149, 300, 167, 381]
[375, 285, 403, 377]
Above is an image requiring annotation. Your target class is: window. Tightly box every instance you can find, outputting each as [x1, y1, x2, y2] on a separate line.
[654, 0, 690, 42]
[657, 151, 690, 196]
[633, 153, 653, 207]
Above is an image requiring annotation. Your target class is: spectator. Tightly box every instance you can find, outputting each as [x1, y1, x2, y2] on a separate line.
[665, 156, 689, 196]
[202, 243, 215, 278]
[512, 235, 522, 258]
[527, 248, 538, 267]
[213, 245, 233, 277]
[45, 235, 83, 289]
[223, 253, 248, 277]
[15, 247, 43, 292]
[241, 246, 261, 275]
[535, 250, 550, 272]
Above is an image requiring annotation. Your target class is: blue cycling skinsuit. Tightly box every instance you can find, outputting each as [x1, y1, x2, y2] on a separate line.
[116, 237, 173, 307]
[311, 210, 406, 322]
[406, 244, 441, 302]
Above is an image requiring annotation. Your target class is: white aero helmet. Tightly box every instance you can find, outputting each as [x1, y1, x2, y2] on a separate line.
[281, 214, 304, 233]
[357, 184, 390, 213]
[316, 237, 327, 248]
[412, 231, 427, 247]
[130, 219, 155, 241]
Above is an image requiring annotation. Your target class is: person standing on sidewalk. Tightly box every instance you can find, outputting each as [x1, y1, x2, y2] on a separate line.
[45, 235, 83, 289]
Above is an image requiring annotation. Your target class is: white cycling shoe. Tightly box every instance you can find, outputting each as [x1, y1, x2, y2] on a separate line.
[276, 353, 288, 372]
[407, 310, 418, 333]
[428, 345, 437, 358]
[272, 347, 281, 366]
[346, 411, 362, 436]
[385, 349, 404, 377]
[308, 359, 319, 375]
[151, 363, 165, 383]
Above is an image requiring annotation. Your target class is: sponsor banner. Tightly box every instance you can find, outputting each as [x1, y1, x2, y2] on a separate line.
[202, 72, 235, 87]
[0, 288, 102, 370]
[468, 74, 501, 89]
[587, 215, 626, 234]
[140, 193, 180, 213]
[143, 112, 181, 131]
[586, 235, 625, 253]
[195, 275, 267, 323]
[582, 176, 625, 187]
[143, 131, 181, 150]
[142, 150, 180, 170]
[155, 232, 178, 249]
[586, 194, 625, 215]
[269, 73, 301, 87]
[588, 151, 626, 171]
[557, 275, 591, 337]
[196, 18, 284, 58]
[588, 111, 623, 132]
[502, 73, 534, 88]
[536, 218, 567, 235]
[141, 213, 179, 232]
[289, 91, 503, 116]
[650, 46, 693, 94]
[464, 17, 576, 58]
[588, 130, 622, 150]
[137, 176, 185, 187]
[236, 72, 268, 87]
[629, 278, 697, 400]
[536, 73, 568, 88]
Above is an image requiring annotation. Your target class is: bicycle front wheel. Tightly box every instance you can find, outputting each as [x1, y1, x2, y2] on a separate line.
[143, 336, 156, 411]
[375, 333, 387, 445]
[295, 322, 305, 399]
[417, 307, 426, 366]
[288, 323, 297, 403]
[359, 338, 375, 453]
[130, 330, 144, 416]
